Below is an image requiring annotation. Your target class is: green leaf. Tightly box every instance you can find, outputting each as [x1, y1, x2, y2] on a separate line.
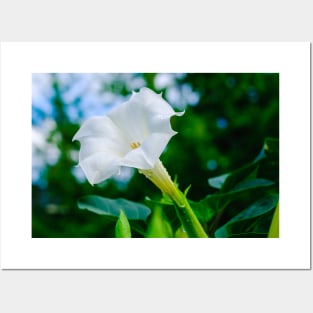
[115, 210, 131, 238]
[208, 138, 278, 192]
[225, 194, 278, 221]
[230, 178, 274, 192]
[215, 194, 279, 238]
[144, 197, 181, 232]
[268, 202, 279, 238]
[220, 162, 260, 193]
[78, 195, 151, 221]
[175, 226, 189, 238]
[189, 178, 274, 223]
[208, 173, 230, 189]
[146, 206, 173, 238]
[189, 199, 217, 223]
[184, 184, 192, 197]
[196, 178, 275, 223]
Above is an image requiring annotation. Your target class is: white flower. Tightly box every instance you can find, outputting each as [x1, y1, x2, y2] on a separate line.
[73, 87, 183, 185]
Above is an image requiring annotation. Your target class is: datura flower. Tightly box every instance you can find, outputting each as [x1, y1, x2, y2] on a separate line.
[73, 87, 208, 238]
[73, 87, 183, 185]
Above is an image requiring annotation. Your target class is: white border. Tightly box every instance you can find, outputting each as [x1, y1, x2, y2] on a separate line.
[0, 42, 310, 269]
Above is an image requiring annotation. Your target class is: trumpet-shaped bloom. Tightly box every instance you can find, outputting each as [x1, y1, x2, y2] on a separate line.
[73, 87, 183, 185]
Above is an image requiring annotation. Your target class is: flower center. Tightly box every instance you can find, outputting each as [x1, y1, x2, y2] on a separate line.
[130, 142, 141, 149]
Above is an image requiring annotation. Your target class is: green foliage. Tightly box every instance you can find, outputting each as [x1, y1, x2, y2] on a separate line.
[115, 210, 132, 238]
[175, 226, 189, 238]
[214, 194, 278, 238]
[268, 202, 279, 238]
[78, 195, 151, 220]
[146, 206, 173, 238]
[77, 195, 151, 237]
[191, 137, 279, 237]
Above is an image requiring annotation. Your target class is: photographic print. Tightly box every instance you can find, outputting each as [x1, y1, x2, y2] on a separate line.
[1, 42, 310, 269]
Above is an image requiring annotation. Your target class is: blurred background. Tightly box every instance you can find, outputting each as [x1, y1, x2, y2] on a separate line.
[32, 73, 279, 237]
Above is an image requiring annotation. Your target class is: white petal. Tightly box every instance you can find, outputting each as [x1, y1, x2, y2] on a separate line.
[121, 132, 173, 169]
[73, 116, 129, 146]
[78, 136, 128, 161]
[79, 152, 121, 185]
[135, 87, 183, 118]
[107, 87, 184, 144]
[73, 116, 130, 183]
[107, 95, 148, 143]
[146, 115, 177, 137]
[132, 88, 184, 138]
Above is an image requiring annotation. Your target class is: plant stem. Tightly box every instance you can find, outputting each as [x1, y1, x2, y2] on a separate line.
[140, 160, 208, 238]
[172, 191, 209, 238]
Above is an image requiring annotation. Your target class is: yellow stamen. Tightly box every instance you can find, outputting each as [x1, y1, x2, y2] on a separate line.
[130, 142, 141, 149]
